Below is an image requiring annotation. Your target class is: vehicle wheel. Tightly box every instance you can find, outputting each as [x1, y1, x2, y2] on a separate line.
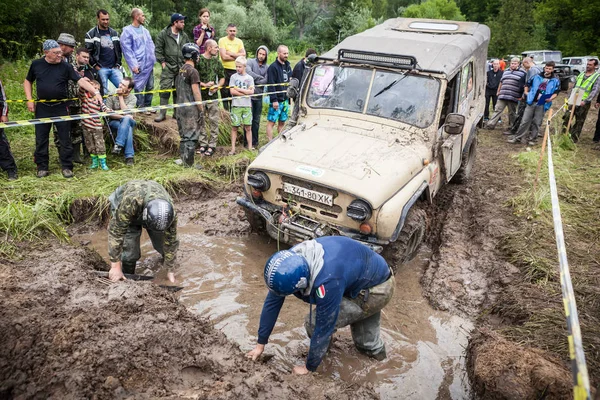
[244, 208, 267, 235]
[391, 207, 427, 270]
[452, 136, 477, 183]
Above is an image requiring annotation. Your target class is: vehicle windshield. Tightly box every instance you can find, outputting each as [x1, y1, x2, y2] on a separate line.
[306, 64, 440, 128]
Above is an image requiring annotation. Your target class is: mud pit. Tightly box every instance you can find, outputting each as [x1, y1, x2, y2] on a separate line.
[0, 241, 380, 399]
[74, 226, 473, 399]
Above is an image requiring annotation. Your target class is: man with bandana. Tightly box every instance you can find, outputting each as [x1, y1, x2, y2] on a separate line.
[246, 236, 395, 374]
[24, 39, 103, 178]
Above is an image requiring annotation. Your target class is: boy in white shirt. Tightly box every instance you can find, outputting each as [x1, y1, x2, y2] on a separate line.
[229, 56, 254, 154]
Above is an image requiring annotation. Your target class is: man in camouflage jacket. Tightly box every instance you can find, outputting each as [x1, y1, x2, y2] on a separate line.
[107, 180, 179, 282]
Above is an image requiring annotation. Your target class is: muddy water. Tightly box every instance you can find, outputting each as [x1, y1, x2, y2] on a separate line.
[75, 226, 472, 399]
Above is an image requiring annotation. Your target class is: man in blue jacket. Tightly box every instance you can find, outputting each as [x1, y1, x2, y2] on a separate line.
[246, 236, 395, 374]
[265, 45, 292, 141]
[509, 61, 560, 145]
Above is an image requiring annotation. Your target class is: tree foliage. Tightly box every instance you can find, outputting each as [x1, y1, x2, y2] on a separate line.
[0, 0, 598, 61]
[403, 0, 465, 20]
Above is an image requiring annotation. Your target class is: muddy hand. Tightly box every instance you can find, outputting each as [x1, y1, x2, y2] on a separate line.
[246, 344, 264, 361]
[292, 365, 309, 375]
[109, 262, 126, 282]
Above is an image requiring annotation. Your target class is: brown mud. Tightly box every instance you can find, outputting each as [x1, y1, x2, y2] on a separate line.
[73, 227, 473, 399]
[422, 93, 600, 399]
[0, 241, 378, 399]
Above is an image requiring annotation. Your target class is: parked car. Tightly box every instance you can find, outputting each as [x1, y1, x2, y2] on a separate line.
[562, 56, 599, 75]
[521, 50, 572, 90]
[237, 18, 490, 262]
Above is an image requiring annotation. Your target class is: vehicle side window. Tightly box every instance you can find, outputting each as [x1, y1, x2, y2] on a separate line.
[458, 62, 473, 103]
[439, 75, 458, 128]
[572, 59, 582, 65]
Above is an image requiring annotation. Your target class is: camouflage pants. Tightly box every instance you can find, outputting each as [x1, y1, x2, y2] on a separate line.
[82, 126, 106, 155]
[177, 106, 203, 166]
[120, 224, 166, 274]
[198, 101, 219, 148]
[305, 275, 395, 356]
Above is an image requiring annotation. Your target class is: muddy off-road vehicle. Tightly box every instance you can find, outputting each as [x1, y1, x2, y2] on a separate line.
[237, 18, 490, 259]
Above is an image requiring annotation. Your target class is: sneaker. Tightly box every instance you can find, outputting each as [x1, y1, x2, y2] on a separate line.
[112, 144, 123, 155]
[174, 159, 183, 165]
[502, 131, 514, 136]
[62, 169, 74, 179]
[7, 170, 18, 181]
[125, 158, 134, 166]
[527, 141, 537, 146]
[507, 137, 520, 144]
[36, 170, 50, 178]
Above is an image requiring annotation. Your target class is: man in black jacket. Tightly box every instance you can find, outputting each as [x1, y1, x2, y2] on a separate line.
[85, 9, 123, 94]
[292, 48, 316, 83]
[266, 45, 292, 141]
[485, 59, 502, 121]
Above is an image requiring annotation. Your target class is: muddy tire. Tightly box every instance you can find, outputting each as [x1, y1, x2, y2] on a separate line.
[244, 209, 267, 235]
[391, 207, 426, 271]
[452, 136, 477, 183]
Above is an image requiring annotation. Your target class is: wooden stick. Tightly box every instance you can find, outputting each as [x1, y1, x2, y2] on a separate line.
[534, 109, 553, 192]
[565, 103, 576, 135]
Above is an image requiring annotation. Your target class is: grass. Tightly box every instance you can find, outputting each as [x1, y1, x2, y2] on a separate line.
[491, 102, 600, 381]
[0, 60, 271, 258]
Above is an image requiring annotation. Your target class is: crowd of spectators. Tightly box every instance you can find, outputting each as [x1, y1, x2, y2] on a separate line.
[1, 7, 314, 180]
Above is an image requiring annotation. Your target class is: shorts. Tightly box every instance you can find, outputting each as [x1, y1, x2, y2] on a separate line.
[267, 100, 289, 123]
[231, 106, 252, 127]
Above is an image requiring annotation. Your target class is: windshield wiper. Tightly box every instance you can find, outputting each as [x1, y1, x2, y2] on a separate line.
[322, 66, 342, 97]
[373, 72, 409, 98]
[374, 80, 398, 98]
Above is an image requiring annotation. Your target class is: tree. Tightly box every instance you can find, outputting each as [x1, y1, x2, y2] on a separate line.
[287, 0, 325, 39]
[486, 0, 547, 57]
[403, 0, 465, 20]
[535, 0, 600, 56]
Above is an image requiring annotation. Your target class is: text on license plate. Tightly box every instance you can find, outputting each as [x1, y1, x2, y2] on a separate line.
[282, 183, 333, 206]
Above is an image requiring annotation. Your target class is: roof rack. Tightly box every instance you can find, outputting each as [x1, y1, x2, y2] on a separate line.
[337, 49, 417, 70]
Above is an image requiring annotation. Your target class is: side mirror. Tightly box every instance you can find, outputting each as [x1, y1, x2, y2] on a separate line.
[306, 53, 318, 65]
[287, 78, 300, 100]
[444, 113, 465, 135]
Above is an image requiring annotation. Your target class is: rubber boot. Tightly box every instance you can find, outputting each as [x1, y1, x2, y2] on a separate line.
[180, 142, 193, 167]
[98, 154, 109, 171]
[122, 261, 136, 275]
[154, 96, 169, 122]
[89, 154, 99, 169]
[72, 142, 83, 164]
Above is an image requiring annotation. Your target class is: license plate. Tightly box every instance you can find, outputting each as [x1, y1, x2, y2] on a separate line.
[282, 183, 333, 206]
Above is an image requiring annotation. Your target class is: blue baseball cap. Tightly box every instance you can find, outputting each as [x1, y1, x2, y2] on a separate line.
[171, 13, 186, 24]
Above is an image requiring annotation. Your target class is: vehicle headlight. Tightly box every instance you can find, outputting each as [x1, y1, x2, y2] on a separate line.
[347, 199, 372, 222]
[247, 171, 271, 191]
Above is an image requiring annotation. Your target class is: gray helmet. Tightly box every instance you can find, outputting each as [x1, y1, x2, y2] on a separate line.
[143, 199, 174, 231]
[182, 43, 201, 61]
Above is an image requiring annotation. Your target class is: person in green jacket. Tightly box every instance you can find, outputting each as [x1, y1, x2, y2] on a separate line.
[154, 13, 190, 122]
